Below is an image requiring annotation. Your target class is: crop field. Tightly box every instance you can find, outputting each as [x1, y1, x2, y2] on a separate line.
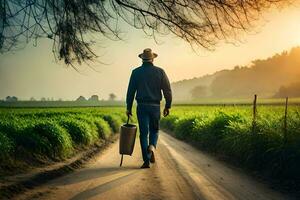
[161, 105, 300, 184]
[0, 107, 129, 174]
[1, 105, 300, 187]
[173, 97, 300, 106]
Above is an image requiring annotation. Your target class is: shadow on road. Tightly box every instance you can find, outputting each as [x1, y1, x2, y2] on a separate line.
[54, 166, 140, 186]
[69, 169, 141, 200]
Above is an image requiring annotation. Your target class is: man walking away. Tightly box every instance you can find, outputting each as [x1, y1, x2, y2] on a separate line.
[126, 48, 172, 169]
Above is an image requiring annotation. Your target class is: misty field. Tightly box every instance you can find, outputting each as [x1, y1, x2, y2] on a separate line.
[161, 105, 300, 184]
[0, 107, 127, 174]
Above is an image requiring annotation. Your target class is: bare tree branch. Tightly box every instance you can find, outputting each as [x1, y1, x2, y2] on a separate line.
[0, 0, 292, 67]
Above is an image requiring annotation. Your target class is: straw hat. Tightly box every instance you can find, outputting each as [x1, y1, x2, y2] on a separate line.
[138, 48, 158, 60]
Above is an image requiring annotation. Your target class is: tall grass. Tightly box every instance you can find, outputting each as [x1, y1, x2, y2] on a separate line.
[161, 106, 300, 184]
[0, 107, 126, 172]
[0, 132, 14, 161]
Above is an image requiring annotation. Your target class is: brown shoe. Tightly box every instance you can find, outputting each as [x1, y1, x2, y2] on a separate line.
[150, 151, 155, 163]
[140, 162, 150, 169]
[148, 145, 156, 163]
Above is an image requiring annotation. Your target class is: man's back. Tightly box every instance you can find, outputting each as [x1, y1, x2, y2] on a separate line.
[126, 62, 172, 112]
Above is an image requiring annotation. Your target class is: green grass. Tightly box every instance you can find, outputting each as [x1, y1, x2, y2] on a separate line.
[161, 105, 300, 184]
[0, 107, 129, 173]
[59, 118, 95, 145]
[173, 97, 300, 105]
[4, 104, 299, 187]
[0, 132, 14, 160]
[94, 118, 112, 140]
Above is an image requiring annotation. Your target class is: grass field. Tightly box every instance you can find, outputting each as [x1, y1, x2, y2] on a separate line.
[0, 107, 130, 175]
[173, 97, 300, 105]
[1, 105, 300, 188]
[161, 105, 300, 186]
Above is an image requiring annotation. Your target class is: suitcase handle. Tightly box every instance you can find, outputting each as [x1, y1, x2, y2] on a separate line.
[126, 115, 130, 124]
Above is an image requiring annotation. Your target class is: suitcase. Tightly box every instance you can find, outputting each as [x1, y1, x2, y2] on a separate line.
[119, 116, 137, 166]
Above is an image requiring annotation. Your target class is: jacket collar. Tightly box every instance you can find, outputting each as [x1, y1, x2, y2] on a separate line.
[142, 62, 154, 67]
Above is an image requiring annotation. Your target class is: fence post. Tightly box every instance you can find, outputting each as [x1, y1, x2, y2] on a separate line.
[284, 97, 288, 144]
[252, 94, 257, 134]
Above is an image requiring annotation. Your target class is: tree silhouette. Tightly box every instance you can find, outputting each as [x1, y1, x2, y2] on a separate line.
[191, 85, 208, 99]
[6, 96, 18, 102]
[109, 93, 117, 101]
[76, 96, 87, 101]
[89, 95, 99, 101]
[275, 82, 300, 98]
[0, 0, 288, 66]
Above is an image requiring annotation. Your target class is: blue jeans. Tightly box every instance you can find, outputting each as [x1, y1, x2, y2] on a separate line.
[136, 104, 160, 164]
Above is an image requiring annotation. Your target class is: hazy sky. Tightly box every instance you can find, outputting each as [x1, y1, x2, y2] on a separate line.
[1, 6, 300, 100]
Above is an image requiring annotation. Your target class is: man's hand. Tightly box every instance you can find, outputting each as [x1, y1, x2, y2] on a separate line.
[126, 110, 132, 117]
[163, 108, 170, 117]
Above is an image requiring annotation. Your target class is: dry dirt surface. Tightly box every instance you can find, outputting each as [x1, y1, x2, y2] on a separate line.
[16, 131, 294, 200]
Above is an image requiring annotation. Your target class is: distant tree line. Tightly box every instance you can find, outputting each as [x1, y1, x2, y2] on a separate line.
[274, 82, 300, 98]
[5, 96, 18, 102]
[189, 47, 300, 99]
[0, 93, 121, 108]
[76, 93, 117, 101]
[76, 95, 99, 101]
[1, 93, 118, 102]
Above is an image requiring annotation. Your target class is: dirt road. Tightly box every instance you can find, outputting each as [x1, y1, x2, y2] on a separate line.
[19, 131, 293, 200]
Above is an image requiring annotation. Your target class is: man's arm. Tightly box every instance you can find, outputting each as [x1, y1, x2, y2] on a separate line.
[126, 71, 137, 114]
[161, 69, 172, 112]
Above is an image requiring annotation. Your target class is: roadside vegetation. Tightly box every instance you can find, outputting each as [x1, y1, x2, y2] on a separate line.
[161, 105, 300, 189]
[0, 107, 127, 175]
